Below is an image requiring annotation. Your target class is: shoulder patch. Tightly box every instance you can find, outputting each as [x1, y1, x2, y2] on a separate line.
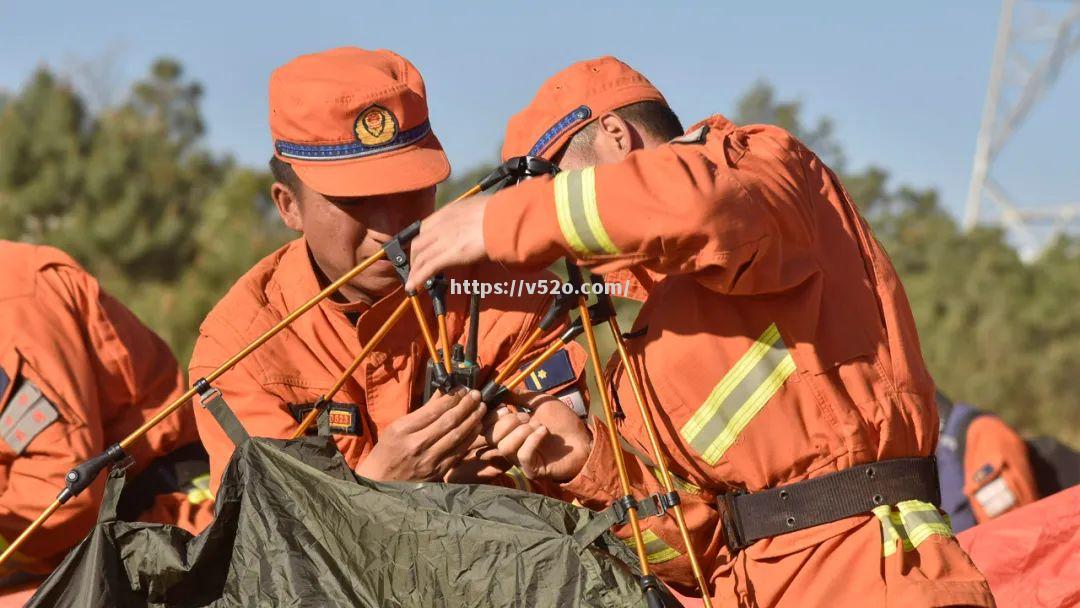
[288, 402, 363, 436]
[670, 125, 710, 145]
[519, 348, 577, 393]
[0, 379, 59, 454]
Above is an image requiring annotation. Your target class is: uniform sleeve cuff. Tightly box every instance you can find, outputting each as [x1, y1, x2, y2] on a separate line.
[560, 417, 624, 509]
[483, 177, 566, 268]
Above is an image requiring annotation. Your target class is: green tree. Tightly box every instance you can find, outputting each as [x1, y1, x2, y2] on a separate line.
[0, 59, 289, 365]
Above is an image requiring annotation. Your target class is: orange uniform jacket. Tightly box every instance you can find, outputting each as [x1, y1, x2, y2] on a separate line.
[482, 116, 994, 607]
[0, 242, 211, 579]
[189, 238, 585, 495]
[965, 415, 1039, 523]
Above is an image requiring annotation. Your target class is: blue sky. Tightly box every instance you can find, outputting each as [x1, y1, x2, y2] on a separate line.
[2, 1, 1078, 219]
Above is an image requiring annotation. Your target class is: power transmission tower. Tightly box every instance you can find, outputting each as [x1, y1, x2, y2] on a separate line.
[964, 0, 1080, 256]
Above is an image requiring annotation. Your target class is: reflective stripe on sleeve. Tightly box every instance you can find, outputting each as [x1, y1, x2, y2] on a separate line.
[554, 167, 619, 256]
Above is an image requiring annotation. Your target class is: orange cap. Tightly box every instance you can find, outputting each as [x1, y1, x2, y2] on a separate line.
[501, 56, 666, 162]
[270, 47, 450, 197]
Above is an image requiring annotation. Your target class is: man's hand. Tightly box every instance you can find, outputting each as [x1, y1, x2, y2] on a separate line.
[485, 397, 592, 482]
[442, 436, 512, 484]
[355, 389, 486, 481]
[406, 195, 490, 292]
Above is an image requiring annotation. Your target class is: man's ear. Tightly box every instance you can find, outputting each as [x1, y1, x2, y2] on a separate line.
[592, 112, 641, 164]
[271, 182, 304, 232]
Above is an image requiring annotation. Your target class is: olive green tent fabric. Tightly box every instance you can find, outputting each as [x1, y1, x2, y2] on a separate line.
[28, 436, 664, 607]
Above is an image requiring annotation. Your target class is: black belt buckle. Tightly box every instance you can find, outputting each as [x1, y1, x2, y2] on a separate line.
[717, 492, 749, 552]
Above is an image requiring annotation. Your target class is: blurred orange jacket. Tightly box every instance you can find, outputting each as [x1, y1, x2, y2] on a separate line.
[189, 239, 585, 495]
[482, 116, 994, 607]
[965, 415, 1040, 523]
[0, 241, 212, 581]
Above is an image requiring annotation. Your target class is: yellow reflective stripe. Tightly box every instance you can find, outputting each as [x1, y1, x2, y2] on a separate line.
[577, 167, 619, 254]
[872, 505, 899, 557]
[876, 501, 951, 557]
[186, 473, 214, 505]
[505, 466, 532, 492]
[680, 323, 796, 465]
[651, 467, 702, 496]
[553, 168, 619, 256]
[898, 500, 952, 548]
[873, 506, 915, 556]
[624, 529, 681, 564]
[555, 171, 589, 255]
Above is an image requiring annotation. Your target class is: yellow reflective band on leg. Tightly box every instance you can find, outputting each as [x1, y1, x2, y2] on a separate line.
[898, 500, 953, 548]
[624, 529, 681, 564]
[650, 467, 702, 496]
[186, 473, 214, 505]
[873, 505, 899, 557]
[680, 323, 796, 465]
[553, 168, 619, 256]
[873, 505, 915, 556]
[505, 466, 533, 492]
[877, 500, 951, 558]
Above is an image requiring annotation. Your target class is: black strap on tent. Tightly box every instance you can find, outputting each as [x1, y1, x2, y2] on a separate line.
[195, 378, 249, 447]
[96, 455, 135, 524]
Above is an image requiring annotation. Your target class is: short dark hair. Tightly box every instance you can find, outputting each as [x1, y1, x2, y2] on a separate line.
[563, 101, 684, 160]
[269, 156, 301, 192]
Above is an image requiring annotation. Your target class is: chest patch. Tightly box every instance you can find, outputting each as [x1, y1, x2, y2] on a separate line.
[289, 402, 363, 436]
[1, 378, 59, 454]
[518, 348, 577, 393]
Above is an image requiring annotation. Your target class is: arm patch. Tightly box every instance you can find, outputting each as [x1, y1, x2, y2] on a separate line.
[518, 349, 577, 393]
[288, 402, 363, 436]
[0, 378, 59, 455]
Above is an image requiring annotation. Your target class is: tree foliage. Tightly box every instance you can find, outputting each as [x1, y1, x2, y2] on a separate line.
[0, 60, 290, 362]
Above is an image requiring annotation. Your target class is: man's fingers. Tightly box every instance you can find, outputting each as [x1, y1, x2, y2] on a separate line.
[495, 422, 539, 463]
[395, 387, 466, 432]
[428, 398, 487, 456]
[517, 425, 550, 479]
[485, 411, 531, 446]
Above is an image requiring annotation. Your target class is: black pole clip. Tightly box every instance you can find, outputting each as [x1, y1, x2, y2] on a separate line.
[57, 442, 127, 505]
[385, 238, 411, 287]
[426, 274, 448, 317]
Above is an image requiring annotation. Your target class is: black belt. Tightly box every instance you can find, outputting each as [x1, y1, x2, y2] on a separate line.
[718, 457, 940, 551]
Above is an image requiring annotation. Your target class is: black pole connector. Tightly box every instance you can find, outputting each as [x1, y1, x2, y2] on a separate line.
[559, 320, 585, 343]
[480, 380, 507, 405]
[384, 238, 411, 285]
[427, 274, 448, 316]
[639, 575, 671, 608]
[539, 289, 578, 331]
[430, 361, 453, 394]
[57, 443, 127, 504]
[564, 261, 584, 291]
[394, 220, 422, 244]
[479, 156, 561, 193]
[465, 294, 480, 365]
